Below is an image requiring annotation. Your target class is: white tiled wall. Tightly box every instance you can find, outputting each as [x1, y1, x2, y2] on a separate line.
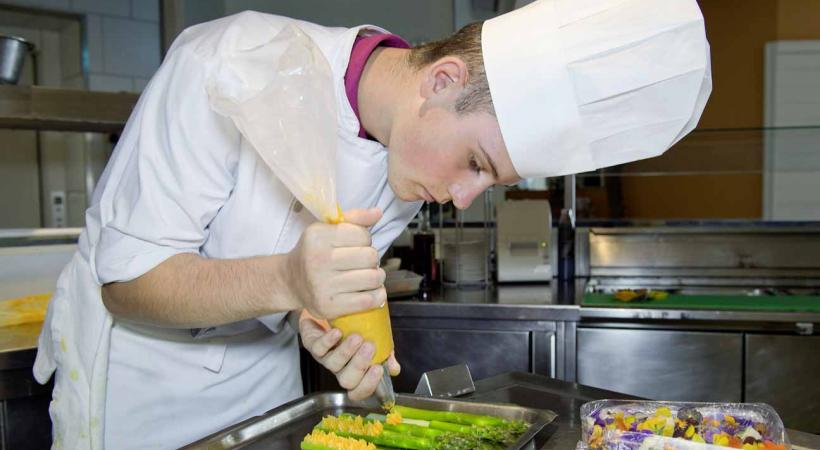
[2, 0, 161, 93]
[0, 1, 160, 228]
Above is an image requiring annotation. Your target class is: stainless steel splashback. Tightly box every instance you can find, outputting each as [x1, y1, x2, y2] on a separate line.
[577, 226, 820, 286]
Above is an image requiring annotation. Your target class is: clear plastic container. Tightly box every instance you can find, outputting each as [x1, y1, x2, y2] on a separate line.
[576, 400, 790, 450]
[384, 270, 423, 298]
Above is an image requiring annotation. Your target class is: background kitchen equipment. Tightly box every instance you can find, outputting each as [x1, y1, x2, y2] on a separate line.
[384, 270, 423, 298]
[440, 189, 495, 287]
[496, 199, 552, 282]
[0, 34, 34, 85]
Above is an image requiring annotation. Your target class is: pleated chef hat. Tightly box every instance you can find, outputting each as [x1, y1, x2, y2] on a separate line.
[482, 0, 712, 178]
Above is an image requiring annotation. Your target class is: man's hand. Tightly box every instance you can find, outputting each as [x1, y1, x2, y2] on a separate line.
[299, 311, 400, 401]
[285, 208, 387, 320]
[101, 208, 388, 328]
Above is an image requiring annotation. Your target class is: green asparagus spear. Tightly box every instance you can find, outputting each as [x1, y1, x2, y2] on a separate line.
[362, 412, 440, 438]
[392, 405, 506, 427]
[366, 413, 430, 428]
[429, 420, 472, 434]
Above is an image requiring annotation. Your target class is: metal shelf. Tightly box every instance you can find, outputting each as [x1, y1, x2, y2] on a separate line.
[0, 85, 137, 133]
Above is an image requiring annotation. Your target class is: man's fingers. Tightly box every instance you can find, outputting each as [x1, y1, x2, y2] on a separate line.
[332, 223, 372, 248]
[298, 317, 327, 346]
[329, 288, 386, 317]
[302, 324, 342, 359]
[300, 310, 330, 331]
[333, 268, 385, 293]
[386, 351, 401, 377]
[320, 334, 363, 373]
[337, 342, 376, 390]
[331, 247, 379, 270]
[342, 208, 383, 228]
[347, 365, 383, 401]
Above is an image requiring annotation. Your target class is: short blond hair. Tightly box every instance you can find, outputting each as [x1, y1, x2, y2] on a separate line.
[407, 22, 494, 115]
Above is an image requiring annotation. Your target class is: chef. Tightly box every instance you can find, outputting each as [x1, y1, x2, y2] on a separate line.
[33, 0, 711, 448]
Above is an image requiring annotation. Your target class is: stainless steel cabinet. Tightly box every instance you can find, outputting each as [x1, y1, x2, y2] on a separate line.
[388, 316, 561, 394]
[1, 395, 51, 450]
[391, 327, 550, 393]
[577, 328, 743, 402]
[0, 349, 52, 450]
[745, 334, 820, 433]
[301, 315, 566, 395]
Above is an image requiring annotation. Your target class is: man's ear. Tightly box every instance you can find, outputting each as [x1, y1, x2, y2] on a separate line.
[419, 56, 469, 101]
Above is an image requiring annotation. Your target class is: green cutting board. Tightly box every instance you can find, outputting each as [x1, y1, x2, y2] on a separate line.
[583, 292, 820, 313]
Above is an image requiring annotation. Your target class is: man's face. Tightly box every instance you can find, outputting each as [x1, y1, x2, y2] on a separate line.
[386, 57, 521, 210]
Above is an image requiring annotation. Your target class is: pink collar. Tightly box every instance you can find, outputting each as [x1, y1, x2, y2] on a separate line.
[344, 33, 410, 139]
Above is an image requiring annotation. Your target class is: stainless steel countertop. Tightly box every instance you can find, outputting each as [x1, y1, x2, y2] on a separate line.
[3, 283, 818, 361]
[0, 322, 40, 367]
[389, 284, 820, 324]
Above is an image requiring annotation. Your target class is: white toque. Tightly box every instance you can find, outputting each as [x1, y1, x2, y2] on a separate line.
[482, 0, 712, 178]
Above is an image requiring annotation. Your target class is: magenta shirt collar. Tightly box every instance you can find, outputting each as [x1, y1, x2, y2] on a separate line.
[344, 33, 410, 139]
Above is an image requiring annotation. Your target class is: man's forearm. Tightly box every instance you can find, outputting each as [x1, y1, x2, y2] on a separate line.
[102, 253, 298, 328]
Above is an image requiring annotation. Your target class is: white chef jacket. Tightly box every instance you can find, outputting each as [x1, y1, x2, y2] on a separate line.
[33, 11, 422, 450]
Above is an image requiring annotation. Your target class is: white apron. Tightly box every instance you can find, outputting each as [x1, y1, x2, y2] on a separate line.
[33, 11, 421, 450]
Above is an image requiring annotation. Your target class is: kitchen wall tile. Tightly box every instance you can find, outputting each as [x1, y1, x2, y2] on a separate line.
[0, 130, 40, 228]
[67, 191, 87, 227]
[0, 0, 70, 11]
[132, 77, 150, 92]
[57, 22, 81, 79]
[88, 73, 133, 92]
[70, 0, 129, 17]
[131, 0, 159, 22]
[64, 134, 86, 193]
[64, 133, 86, 193]
[84, 14, 104, 73]
[39, 131, 69, 227]
[83, 133, 110, 191]
[39, 30, 64, 86]
[101, 16, 160, 77]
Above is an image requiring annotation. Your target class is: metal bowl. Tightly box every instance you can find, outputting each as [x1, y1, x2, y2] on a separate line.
[0, 34, 35, 85]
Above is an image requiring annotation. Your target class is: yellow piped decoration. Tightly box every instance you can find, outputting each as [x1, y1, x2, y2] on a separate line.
[303, 429, 375, 450]
[385, 411, 402, 426]
[320, 415, 383, 437]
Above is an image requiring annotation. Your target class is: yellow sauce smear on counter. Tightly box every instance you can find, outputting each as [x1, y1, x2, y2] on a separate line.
[0, 294, 51, 327]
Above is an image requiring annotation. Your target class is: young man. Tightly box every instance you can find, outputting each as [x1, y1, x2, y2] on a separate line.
[34, 0, 711, 448]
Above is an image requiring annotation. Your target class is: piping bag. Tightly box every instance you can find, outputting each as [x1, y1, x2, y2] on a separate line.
[206, 24, 395, 407]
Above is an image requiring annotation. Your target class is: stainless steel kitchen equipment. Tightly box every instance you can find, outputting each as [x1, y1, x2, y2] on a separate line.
[0, 35, 34, 85]
[413, 364, 476, 398]
[575, 224, 820, 432]
[496, 199, 552, 282]
[577, 225, 820, 289]
[181, 391, 557, 450]
[440, 189, 495, 287]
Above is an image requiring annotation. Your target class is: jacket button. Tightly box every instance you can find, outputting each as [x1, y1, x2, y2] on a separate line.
[292, 201, 303, 213]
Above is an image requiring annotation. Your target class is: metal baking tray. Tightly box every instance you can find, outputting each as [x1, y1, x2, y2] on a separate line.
[181, 392, 558, 450]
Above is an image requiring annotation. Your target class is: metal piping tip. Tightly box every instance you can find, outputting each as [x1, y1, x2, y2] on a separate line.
[375, 361, 396, 410]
